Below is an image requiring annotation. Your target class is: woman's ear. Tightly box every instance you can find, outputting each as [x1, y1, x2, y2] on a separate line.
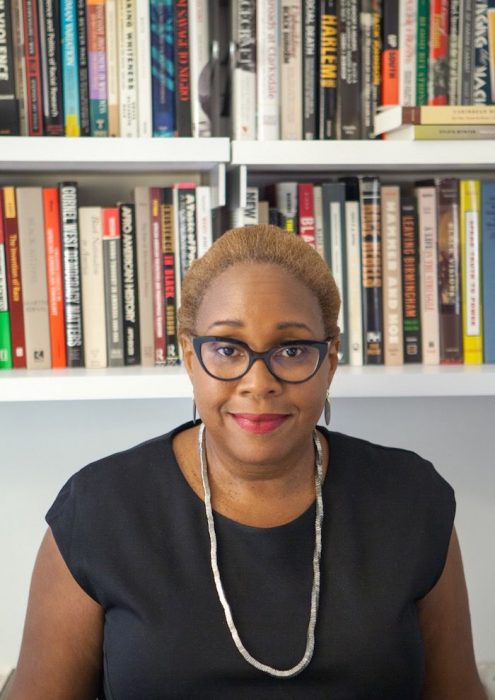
[327, 337, 340, 384]
[180, 335, 195, 379]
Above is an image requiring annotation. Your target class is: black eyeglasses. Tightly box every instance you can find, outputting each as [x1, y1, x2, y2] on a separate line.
[191, 336, 333, 383]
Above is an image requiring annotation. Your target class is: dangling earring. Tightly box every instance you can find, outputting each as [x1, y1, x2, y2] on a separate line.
[324, 391, 331, 426]
[192, 398, 197, 424]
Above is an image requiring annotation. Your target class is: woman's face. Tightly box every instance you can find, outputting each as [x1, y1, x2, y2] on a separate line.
[182, 262, 339, 467]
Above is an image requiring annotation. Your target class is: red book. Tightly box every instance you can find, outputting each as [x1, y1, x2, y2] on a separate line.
[150, 187, 166, 365]
[297, 183, 316, 248]
[22, 0, 44, 135]
[381, 0, 399, 106]
[43, 188, 66, 368]
[2, 187, 27, 368]
[427, 0, 449, 105]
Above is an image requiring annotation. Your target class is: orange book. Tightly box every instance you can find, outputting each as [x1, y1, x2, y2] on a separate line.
[43, 188, 66, 368]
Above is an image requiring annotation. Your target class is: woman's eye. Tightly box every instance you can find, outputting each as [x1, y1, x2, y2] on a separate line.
[215, 344, 243, 358]
[281, 346, 304, 358]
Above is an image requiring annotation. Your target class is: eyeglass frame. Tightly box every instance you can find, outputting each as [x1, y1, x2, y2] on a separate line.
[191, 335, 334, 384]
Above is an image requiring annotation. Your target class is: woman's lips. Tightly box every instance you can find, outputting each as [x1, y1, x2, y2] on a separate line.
[230, 413, 290, 433]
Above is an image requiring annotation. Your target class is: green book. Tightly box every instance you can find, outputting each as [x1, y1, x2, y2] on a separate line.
[0, 313, 12, 369]
[416, 0, 430, 105]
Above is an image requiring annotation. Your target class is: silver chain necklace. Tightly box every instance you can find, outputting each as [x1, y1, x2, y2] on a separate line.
[198, 423, 324, 678]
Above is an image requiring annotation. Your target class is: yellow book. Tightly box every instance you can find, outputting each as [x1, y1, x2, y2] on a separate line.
[460, 180, 483, 364]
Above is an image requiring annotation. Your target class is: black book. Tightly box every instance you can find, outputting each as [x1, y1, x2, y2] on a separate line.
[0, 0, 20, 134]
[160, 188, 180, 366]
[338, 0, 361, 139]
[303, 0, 319, 139]
[38, 0, 64, 135]
[400, 184, 422, 363]
[359, 176, 383, 364]
[208, 0, 231, 137]
[76, 0, 91, 136]
[177, 185, 197, 278]
[174, 0, 193, 136]
[319, 0, 338, 139]
[119, 203, 141, 366]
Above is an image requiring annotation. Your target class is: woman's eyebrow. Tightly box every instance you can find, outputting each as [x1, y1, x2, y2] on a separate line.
[206, 320, 313, 332]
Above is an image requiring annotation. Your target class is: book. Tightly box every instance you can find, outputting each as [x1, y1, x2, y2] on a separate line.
[0, 193, 12, 369]
[136, 0, 152, 137]
[416, 0, 429, 105]
[338, 0, 361, 138]
[208, 0, 231, 137]
[381, 0, 399, 106]
[340, 176, 363, 366]
[102, 207, 124, 367]
[359, 176, 383, 364]
[473, 0, 492, 104]
[275, 182, 298, 232]
[43, 187, 66, 368]
[242, 187, 259, 226]
[482, 180, 495, 363]
[384, 124, 495, 139]
[38, 0, 64, 135]
[174, 0, 193, 136]
[280, 0, 302, 139]
[195, 186, 213, 257]
[416, 183, 440, 364]
[400, 184, 422, 362]
[79, 206, 107, 368]
[188, 0, 211, 137]
[302, 0, 318, 139]
[105, 0, 119, 136]
[427, 0, 449, 105]
[381, 185, 404, 365]
[76, 0, 90, 135]
[375, 105, 495, 135]
[231, 0, 256, 139]
[86, 0, 108, 136]
[150, 0, 176, 137]
[0, 0, 20, 134]
[399, 0, 417, 107]
[257, 0, 280, 140]
[134, 186, 154, 366]
[119, 202, 141, 366]
[11, 0, 28, 135]
[16, 187, 51, 368]
[118, 0, 139, 137]
[360, 0, 381, 140]
[319, 0, 338, 138]
[161, 188, 180, 365]
[61, 0, 81, 136]
[489, 0, 495, 101]
[150, 186, 166, 365]
[176, 183, 197, 278]
[2, 187, 26, 368]
[22, 0, 44, 135]
[460, 0, 475, 104]
[448, 0, 460, 105]
[59, 182, 84, 366]
[297, 183, 316, 247]
[460, 180, 484, 364]
[313, 185, 325, 258]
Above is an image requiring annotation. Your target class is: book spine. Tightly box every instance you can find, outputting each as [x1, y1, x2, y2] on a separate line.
[0, 193, 12, 368]
[188, 0, 211, 137]
[59, 182, 84, 366]
[136, 0, 152, 137]
[0, 0, 20, 134]
[208, 0, 230, 137]
[22, 0, 44, 134]
[360, 177, 383, 364]
[102, 207, 124, 366]
[280, 0, 302, 139]
[473, 0, 492, 104]
[43, 187, 67, 368]
[150, 187, 166, 365]
[319, 0, 338, 138]
[341, 177, 363, 365]
[303, 0, 318, 139]
[177, 185, 197, 277]
[161, 188, 180, 365]
[436, 177, 463, 363]
[482, 180, 495, 362]
[460, 180, 483, 364]
[298, 183, 316, 247]
[86, 0, 108, 135]
[400, 185, 422, 362]
[360, 0, 373, 139]
[105, 0, 119, 136]
[11, 0, 28, 135]
[256, 0, 279, 139]
[416, 0, 429, 105]
[119, 203, 140, 365]
[2, 187, 26, 367]
[231, 0, 256, 139]
[75, 0, 90, 135]
[195, 186, 213, 257]
[427, 0, 449, 105]
[79, 206, 107, 368]
[38, 0, 64, 136]
[242, 187, 259, 226]
[275, 182, 298, 232]
[150, 0, 176, 137]
[338, 0, 361, 138]
[489, 0, 495, 101]
[399, 0, 418, 106]
[134, 186, 154, 366]
[61, 0, 81, 136]
[448, 0, 460, 104]
[370, 0, 381, 132]
[416, 184, 440, 364]
[460, 0, 475, 104]
[119, 0, 139, 137]
[386, 123, 495, 138]
[381, 185, 404, 365]
[313, 185, 325, 258]
[381, 0, 399, 105]
[174, 0, 192, 136]
[16, 187, 51, 368]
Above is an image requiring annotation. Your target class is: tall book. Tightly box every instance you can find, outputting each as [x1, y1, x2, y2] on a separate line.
[22, 0, 44, 135]
[79, 206, 107, 368]
[231, 0, 256, 139]
[161, 188, 180, 365]
[313, 185, 325, 258]
[86, 0, 108, 135]
[448, 0, 460, 104]
[102, 208, 124, 367]
[105, 0, 120, 136]
[11, 0, 28, 135]
[2, 187, 27, 368]
[489, 0, 495, 102]
[195, 186, 213, 257]
[257, 0, 280, 139]
[340, 177, 363, 366]
[473, 0, 491, 104]
[338, 0, 361, 138]
[0, 0, 20, 134]
[460, 180, 483, 364]
[436, 178, 463, 363]
[482, 180, 495, 363]
[399, 0, 417, 107]
[0, 194, 12, 368]
[381, 0, 399, 105]
[298, 183, 316, 248]
[303, 0, 318, 139]
[59, 182, 84, 366]
[319, 0, 338, 138]
[61, 0, 81, 136]
[38, 0, 64, 135]
[16, 188, 51, 368]
[119, 202, 141, 366]
[150, 0, 176, 137]
[400, 184, 422, 362]
[134, 186, 155, 366]
[416, 0, 429, 105]
[174, 0, 193, 136]
[381, 185, 404, 366]
[360, 0, 381, 140]
[359, 176, 383, 364]
[76, 0, 90, 135]
[176, 183, 197, 278]
[280, 0, 302, 139]
[150, 187, 166, 365]
[188, 0, 212, 137]
[459, 0, 475, 104]
[136, 0, 152, 137]
[42, 187, 66, 368]
[415, 183, 440, 364]
[208, 0, 230, 137]
[427, 0, 449, 105]
[118, 0, 139, 137]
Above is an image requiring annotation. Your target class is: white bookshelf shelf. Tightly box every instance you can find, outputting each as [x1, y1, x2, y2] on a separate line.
[1, 365, 495, 402]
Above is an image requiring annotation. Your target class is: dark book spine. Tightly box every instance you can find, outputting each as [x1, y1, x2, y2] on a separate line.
[437, 178, 463, 363]
[103, 209, 124, 367]
[448, 0, 460, 104]
[119, 203, 141, 366]
[3, 187, 27, 367]
[177, 186, 197, 278]
[161, 188, 180, 365]
[208, 0, 231, 137]
[380, 0, 399, 105]
[338, 0, 361, 139]
[319, 0, 338, 138]
[416, 0, 430, 105]
[174, 0, 192, 136]
[76, 0, 91, 136]
[473, 0, 491, 104]
[59, 183, 84, 367]
[359, 176, 383, 364]
[303, 0, 319, 139]
[0, 0, 20, 134]
[38, 0, 64, 135]
[460, 0, 475, 104]
[150, 0, 176, 136]
[22, 0, 44, 135]
[400, 185, 422, 363]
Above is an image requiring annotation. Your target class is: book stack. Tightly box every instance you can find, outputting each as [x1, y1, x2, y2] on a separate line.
[375, 105, 495, 140]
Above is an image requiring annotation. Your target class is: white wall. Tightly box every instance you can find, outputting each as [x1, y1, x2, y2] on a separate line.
[1, 396, 494, 667]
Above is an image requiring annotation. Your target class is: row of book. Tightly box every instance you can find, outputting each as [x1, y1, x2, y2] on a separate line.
[234, 177, 495, 365]
[0, 182, 214, 369]
[0, 0, 225, 138]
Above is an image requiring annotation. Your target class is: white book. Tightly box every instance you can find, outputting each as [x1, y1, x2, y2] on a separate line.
[381, 186, 404, 366]
[416, 186, 440, 365]
[79, 207, 107, 368]
[118, 0, 139, 137]
[280, 0, 302, 139]
[231, 0, 257, 139]
[106, 0, 120, 136]
[256, 0, 280, 139]
[313, 185, 325, 259]
[243, 187, 259, 225]
[136, 0, 152, 137]
[399, 0, 417, 106]
[345, 200, 363, 366]
[196, 186, 213, 257]
[330, 199, 345, 363]
[189, 0, 212, 137]
[134, 186, 154, 366]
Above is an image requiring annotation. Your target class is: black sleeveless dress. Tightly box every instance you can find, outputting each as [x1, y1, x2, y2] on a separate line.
[46, 422, 455, 699]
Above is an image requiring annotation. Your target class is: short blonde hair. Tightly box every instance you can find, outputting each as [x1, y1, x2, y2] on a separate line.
[178, 224, 341, 338]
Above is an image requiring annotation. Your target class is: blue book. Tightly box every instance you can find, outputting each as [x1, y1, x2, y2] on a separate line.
[150, 0, 176, 136]
[482, 181, 495, 363]
[61, 0, 81, 136]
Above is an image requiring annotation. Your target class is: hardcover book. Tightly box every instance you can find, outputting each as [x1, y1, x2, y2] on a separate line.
[381, 0, 399, 105]
[338, 0, 361, 138]
[399, 0, 417, 107]
[150, 0, 176, 137]
[302, 0, 318, 139]
[257, 0, 280, 139]
[118, 0, 139, 137]
[43, 187, 66, 368]
[38, 0, 64, 135]
[0, 193, 12, 368]
[102, 208, 124, 367]
[460, 180, 484, 364]
[359, 176, 383, 364]
[482, 180, 495, 363]
[150, 187, 166, 365]
[231, 0, 256, 139]
[427, 0, 449, 105]
[400, 184, 422, 362]
[319, 0, 338, 138]
[0, 0, 20, 134]
[76, 0, 90, 135]
[22, 0, 44, 135]
[61, 0, 81, 136]
[119, 202, 141, 365]
[134, 186, 155, 366]
[86, 0, 109, 136]
[381, 185, 404, 365]
[416, 183, 440, 364]
[174, 0, 193, 136]
[161, 188, 180, 365]
[375, 105, 495, 135]
[340, 176, 363, 366]
[105, 0, 120, 136]
[280, 0, 302, 139]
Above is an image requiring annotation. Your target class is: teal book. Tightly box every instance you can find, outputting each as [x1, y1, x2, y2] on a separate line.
[61, 0, 81, 135]
[416, 0, 429, 105]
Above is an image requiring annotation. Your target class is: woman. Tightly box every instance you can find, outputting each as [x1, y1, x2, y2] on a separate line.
[10, 225, 486, 699]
